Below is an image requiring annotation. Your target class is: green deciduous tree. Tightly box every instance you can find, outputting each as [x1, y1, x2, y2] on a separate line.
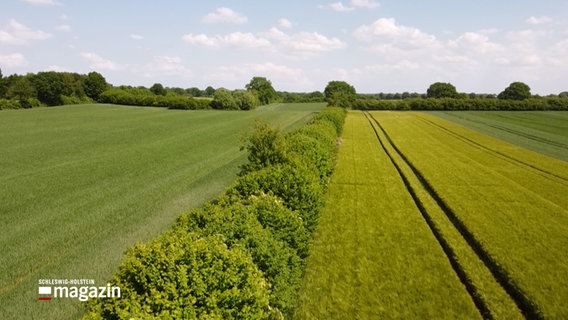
[211, 88, 238, 110]
[150, 83, 167, 96]
[498, 82, 531, 100]
[83, 72, 107, 101]
[246, 77, 277, 105]
[324, 81, 356, 108]
[427, 82, 459, 98]
[31, 71, 66, 106]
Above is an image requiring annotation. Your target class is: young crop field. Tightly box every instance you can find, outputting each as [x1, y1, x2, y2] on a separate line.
[431, 111, 568, 162]
[0, 103, 324, 320]
[296, 111, 568, 319]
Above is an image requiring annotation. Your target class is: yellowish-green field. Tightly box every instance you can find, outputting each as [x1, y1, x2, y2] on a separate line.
[296, 111, 568, 319]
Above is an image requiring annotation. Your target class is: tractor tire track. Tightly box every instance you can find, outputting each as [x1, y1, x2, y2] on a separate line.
[364, 111, 542, 320]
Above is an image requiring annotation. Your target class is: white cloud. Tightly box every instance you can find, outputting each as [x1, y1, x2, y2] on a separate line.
[202, 7, 247, 24]
[526, 16, 552, 25]
[449, 32, 502, 54]
[0, 53, 28, 67]
[278, 18, 293, 29]
[0, 19, 52, 45]
[181, 32, 270, 48]
[353, 18, 438, 50]
[80, 52, 122, 71]
[44, 65, 72, 72]
[130, 34, 144, 40]
[330, 2, 355, 12]
[54, 24, 71, 32]
[350, 0, 380, 8]
[264, 28, 346, 58]
[319, 0, 379, 12]
[22, 0, 62, 6]
[147, 56, 191, 78]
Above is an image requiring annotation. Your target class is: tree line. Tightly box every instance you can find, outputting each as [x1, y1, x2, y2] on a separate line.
[323, 80, 568, 111]
[2, 66, 567, 111]
[0, 68, 323, 110]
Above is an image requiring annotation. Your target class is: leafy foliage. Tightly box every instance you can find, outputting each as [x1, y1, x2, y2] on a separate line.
[246, 77, 277, 105]
[84, 230, 273, 320]
[498, 82, 531, 100]
[324, 81, 356, 108]
[427, 82, 459, 98]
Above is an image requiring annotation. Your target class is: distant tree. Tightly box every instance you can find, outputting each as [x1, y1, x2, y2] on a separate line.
[427, 82, 459, 98]
[204, 86, 216, 96]
[246, 77, 277, 105]
[211, 88, 238, 110]
[186, 87, 202, 97]
[7, 76, 35, 102]
[559, 91, 568, 98]
[498, 82, 531, 100]
[150, 83, 167, 96]
[83, 71, 107, 101]
[0, 67, 3, 79]
[233, 89, 259, 110]
[31, 72, 66, 106]
[324, 81, 356, 108]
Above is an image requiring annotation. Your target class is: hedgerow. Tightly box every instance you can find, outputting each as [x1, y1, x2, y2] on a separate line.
[84, 106, 346, 319]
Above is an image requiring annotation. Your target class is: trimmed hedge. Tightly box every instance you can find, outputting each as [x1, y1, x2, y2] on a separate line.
[84, 107, 346, 319]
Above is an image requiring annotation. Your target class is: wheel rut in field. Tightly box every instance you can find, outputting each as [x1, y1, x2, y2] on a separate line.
[363, 112, 541, 320]
[416, 115, 568, 183]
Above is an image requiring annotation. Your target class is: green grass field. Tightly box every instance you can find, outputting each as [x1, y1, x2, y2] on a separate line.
[431, 111, 568, 161]
[296, 111, 568, 319]
[0, 103, 324, 320]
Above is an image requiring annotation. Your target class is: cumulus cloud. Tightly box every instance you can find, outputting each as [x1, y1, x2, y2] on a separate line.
[319, 0, 379, 12]
[0, 19, 52, 45]
[202, 7, 247, 24]
[54, 24, 71, 32]
[353, 18, 438, 50]
[183, 28, 345, 59]
[351, 0, 380, 8]
[525, 16, 552, 25]
[21, 0, 62, 6]
[278, 18, 293, 29]
[449, 32, 502, 54]
[181, 32, 270, 48]
[147, 56, 191, 78]
[0, 53, 28, 67]
[80, 52, 122, 71]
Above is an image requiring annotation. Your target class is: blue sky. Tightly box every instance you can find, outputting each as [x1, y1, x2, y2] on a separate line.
[1, 0, 567, 94]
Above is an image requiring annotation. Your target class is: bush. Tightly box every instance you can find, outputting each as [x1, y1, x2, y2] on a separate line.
[239, 121, 289, 174]
[83, 230, 273, 320]
[175, 201, 302, 317]
[226, 164, 324, 233]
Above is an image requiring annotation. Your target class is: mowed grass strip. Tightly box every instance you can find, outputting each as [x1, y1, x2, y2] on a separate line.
[294, 111, 480, 319]
[374, 111, 568, 318]
[431, 111, 568, 162]
[367, 112, 524, 320]
[0, 103, 323, 320]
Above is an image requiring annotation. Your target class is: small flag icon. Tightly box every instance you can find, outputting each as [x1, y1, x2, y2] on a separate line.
[39, 287, 52, 301]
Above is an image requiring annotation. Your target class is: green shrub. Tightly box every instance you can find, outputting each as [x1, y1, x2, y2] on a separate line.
[239, 121, 289, 174]
[312, 107, 346, 135]
[284, 131, 334, 183]
[219, 193, 311, 259]
[175, 202, 302, 317]
[226, 164, 324, 233]
[83, 230, 273, 320]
